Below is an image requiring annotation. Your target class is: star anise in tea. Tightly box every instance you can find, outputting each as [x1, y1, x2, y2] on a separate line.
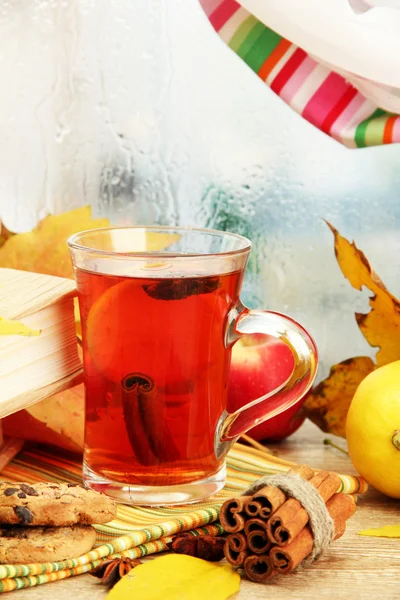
[90, 557, 142, 588]
[142, 276, 219, 301]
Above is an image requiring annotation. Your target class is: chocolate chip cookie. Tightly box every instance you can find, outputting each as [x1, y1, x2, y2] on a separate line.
[0, 482, 116, 526]
[0, 525, 96, 563]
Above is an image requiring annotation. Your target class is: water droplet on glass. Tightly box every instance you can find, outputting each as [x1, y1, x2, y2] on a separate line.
[55, 126, 71, 144]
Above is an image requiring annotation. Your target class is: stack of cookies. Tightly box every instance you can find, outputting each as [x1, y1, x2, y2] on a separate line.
[0, 482, 117, 564]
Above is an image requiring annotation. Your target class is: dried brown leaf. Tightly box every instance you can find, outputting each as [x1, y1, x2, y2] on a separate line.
[304, 356, 375, 437]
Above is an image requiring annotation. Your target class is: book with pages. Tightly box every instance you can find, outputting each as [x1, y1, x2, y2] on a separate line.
[0, 268, 83, 419]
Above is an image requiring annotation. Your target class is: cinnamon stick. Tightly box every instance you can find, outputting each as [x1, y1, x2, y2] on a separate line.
[121, 373, 158, 465]
[289, 465, 316, 480]
[269, 493, 356, 574]
[219, 497, 253, 533]
[224, 532, 249, 567]
[245, 465, 314, 519]
[267, 470, 341, 546]
[245, 485, 287, 519]
[121, 372, 180, 465]
[244, 519, 272, 554]
[243, 554, 276, 583]
[327, 493, 357, 541]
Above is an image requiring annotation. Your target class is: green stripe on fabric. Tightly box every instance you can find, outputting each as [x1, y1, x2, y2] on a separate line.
[236, 21, 265, 60]
[229, 15, 258, 52]
[138, 544, 149, 557]
[242, 26, 282, 73]
[364, 114, 389, 147]
[355, 108, 386, 148]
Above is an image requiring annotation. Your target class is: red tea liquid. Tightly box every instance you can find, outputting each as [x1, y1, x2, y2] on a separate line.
[77, 266, 243, 486]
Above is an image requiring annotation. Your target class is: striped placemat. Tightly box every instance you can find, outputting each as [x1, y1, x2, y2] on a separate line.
[0, 442, 366, 593]
[199, 0, 400, 148]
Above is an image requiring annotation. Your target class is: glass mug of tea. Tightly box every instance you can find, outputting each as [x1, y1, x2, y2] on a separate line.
[68, 227, 318, 505]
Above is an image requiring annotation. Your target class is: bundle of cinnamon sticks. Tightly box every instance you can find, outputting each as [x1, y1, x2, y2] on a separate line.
[220, 465, 356, 583]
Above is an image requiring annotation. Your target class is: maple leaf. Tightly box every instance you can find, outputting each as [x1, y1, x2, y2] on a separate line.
[0, 206, 109, 279]
[304, 223, 400, 437]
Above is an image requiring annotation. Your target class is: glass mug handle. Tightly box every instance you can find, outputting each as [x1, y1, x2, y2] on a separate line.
[219, 304, 318, 443]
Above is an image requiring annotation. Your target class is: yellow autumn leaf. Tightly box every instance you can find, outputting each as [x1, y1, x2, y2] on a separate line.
[27, 383, 84, 450]
[358, 524, 400, 538]
[304, 357, 375, 437]
[145, 232, 181, 251]
[0, 209, 181, 279]
[106, 555, 240, 600]
[327, 222, 400, 366]
[0, 316, 41, 337]
[0, 206, 109, 279]
[2, 383, 84, 453]
[0, 222, 14, 248]
[1, 369, 83, 453]
[304, 223, 400, 438]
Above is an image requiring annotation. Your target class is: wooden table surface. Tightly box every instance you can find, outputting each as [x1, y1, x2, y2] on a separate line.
[13, 421, 400, 599]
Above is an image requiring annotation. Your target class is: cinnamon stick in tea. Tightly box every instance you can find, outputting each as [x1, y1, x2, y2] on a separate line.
[121, 373, 158, 465]
[269, 493, 356, 574]
[267, 470, 341, 546]
[224, 532, 249, 567]
[219, 496, 253, 533]
[121, 372, 180, 466]
[243, 554, 276, 583]
[244, 519, 272, 554]
[245, 465, 314, 519]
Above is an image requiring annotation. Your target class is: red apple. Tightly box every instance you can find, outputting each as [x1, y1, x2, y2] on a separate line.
[227, 334, 306, 442]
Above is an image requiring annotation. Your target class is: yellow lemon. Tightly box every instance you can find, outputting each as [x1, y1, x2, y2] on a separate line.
[346, 360, 400, 498]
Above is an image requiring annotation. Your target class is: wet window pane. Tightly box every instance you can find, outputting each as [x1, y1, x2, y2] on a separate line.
[1, 0, 399, 376]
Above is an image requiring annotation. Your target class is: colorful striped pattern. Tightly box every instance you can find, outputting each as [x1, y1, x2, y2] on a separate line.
[199, 0, 400, 148]
[0, 442, 367, 593]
